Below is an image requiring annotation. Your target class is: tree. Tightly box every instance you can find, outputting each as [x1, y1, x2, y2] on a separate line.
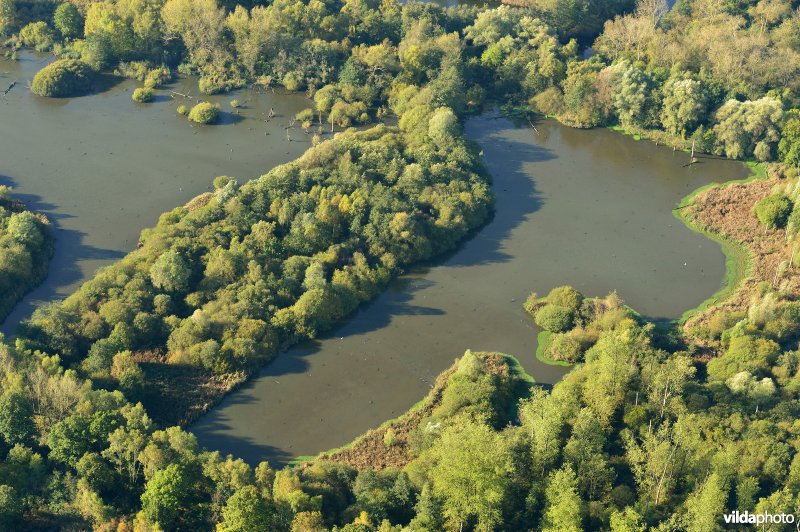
[779, 114, 800, 168]
[427, 107, 459, 148]
[713, 97, 783, 160]
[0, 0, 15, 37]
[218, 486, 274, 531]
[541, 466, 583, 531]
[535, 304, 574, 332]
[150, 250, 192, 292]
[661, 76, 709, 137]
[427, 418, 514, 531]
[54, 3, 84, 40]
[0, 391, 36, 447]
[140, 464, 192, 529]
[752, 194, 793, 229]
[685, 473, 727, 532]
[614, 62, 658, 128]
[610, 507, 644, 531]
[0, 485, 22, 528]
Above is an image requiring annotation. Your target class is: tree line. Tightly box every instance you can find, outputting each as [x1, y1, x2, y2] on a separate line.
[0, 186, 53, 323]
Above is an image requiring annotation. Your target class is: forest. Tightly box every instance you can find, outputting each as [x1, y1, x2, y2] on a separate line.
[2, 0, 800, 528]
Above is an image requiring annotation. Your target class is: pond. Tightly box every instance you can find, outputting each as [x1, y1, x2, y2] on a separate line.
[191, 111, 750, 466]
[0, 52, 312, 332]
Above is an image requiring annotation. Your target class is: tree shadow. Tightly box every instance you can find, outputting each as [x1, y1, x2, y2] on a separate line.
[0, 174, 125, 334]
[191, 414, 295, 467]
[442, 110, 553, 267]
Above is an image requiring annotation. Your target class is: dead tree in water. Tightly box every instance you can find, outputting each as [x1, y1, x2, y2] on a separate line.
[2, 80, 16, 95]
[1, 80, 17, 102]
[170, 90, 193, 99]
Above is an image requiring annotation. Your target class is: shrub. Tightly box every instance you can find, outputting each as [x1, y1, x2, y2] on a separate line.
[534, 304, 573, 333]
[177, 105, 187, 115]
[31, 59, 93, 97]
[383, 427, 397, 447]
[546, 285, 583, 312]
[188, 102, 219, 124]
[230, 99, 240, 108]
[19, 21, 55, 51]
[144, 68, 171, 89]
[547, 333, 584, 363]
[132, 87, 154, 103]
[752, 194, 792, 229]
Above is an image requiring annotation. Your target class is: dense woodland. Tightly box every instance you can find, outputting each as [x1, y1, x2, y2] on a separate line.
[0, 186, 53, 323]
[2, 0, 800, 528]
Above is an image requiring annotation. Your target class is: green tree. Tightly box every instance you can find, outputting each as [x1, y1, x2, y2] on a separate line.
[614, 62, 658, 128]
[150, 250, 192, 292]
[140, 463, 192, 529]
[685, 473, 727, 532]
[609, 507, 644, 531]
[0, 485, 22, 528]
[218, 485, 274, 531]
[427, 418, 513, 531]
[752, 194, 793, 229]
[0, 391, 36, 447]
[661, 76, 709, 138]
[713, 97, 783, 160]
[53, 2, 84, 40]
[541, 466, 583, 531]
[0, 0, 15, 37]
[779, 114, 800, 168]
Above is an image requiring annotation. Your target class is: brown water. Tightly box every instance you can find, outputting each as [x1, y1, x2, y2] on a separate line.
[0, 52, 311, 332]
[192, 112, 750, 466]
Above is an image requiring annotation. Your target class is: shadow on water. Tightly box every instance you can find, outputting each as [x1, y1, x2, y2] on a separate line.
[0, 174, 124, 333]
[190, 415, 295, 466]
[443, 114, 553, 267]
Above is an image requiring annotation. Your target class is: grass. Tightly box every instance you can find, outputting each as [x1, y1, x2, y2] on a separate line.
[534, 330, 572, 367]
[672, 161, 766, 324]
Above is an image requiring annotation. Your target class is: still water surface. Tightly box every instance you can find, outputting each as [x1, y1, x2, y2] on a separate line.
[192, 113, 750, 466]
[0, 52, 310, 331]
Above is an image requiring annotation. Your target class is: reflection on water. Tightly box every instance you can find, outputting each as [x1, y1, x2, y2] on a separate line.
[0, 52, 311, 331]
[192, 111, 750, 466]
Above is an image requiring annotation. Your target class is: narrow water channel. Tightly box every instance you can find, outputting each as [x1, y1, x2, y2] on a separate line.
[0, 52, 310, 331]
[192, 112, 750, 466]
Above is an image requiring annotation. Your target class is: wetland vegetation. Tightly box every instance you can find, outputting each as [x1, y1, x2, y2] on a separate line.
[1, 0, 800, 529]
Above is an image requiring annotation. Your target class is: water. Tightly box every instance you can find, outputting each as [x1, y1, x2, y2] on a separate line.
[0, 52, 311, 331]
[192, 112, 750, 466]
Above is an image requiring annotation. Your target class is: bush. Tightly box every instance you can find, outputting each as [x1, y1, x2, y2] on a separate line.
[188, 102, 220, 124]
[752, 194, 792, 229]
[31, 59, 93, 97]
[132, 87, 154, 103]
[19, 21, 55, 51]
[546, 285, 583, 312]
[534, 304, 574, 333]
[144, 68, 171, 89]
[547, 333, 584, 363]
[177, 105, 187, 115]
[230, 99, 240, 108]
